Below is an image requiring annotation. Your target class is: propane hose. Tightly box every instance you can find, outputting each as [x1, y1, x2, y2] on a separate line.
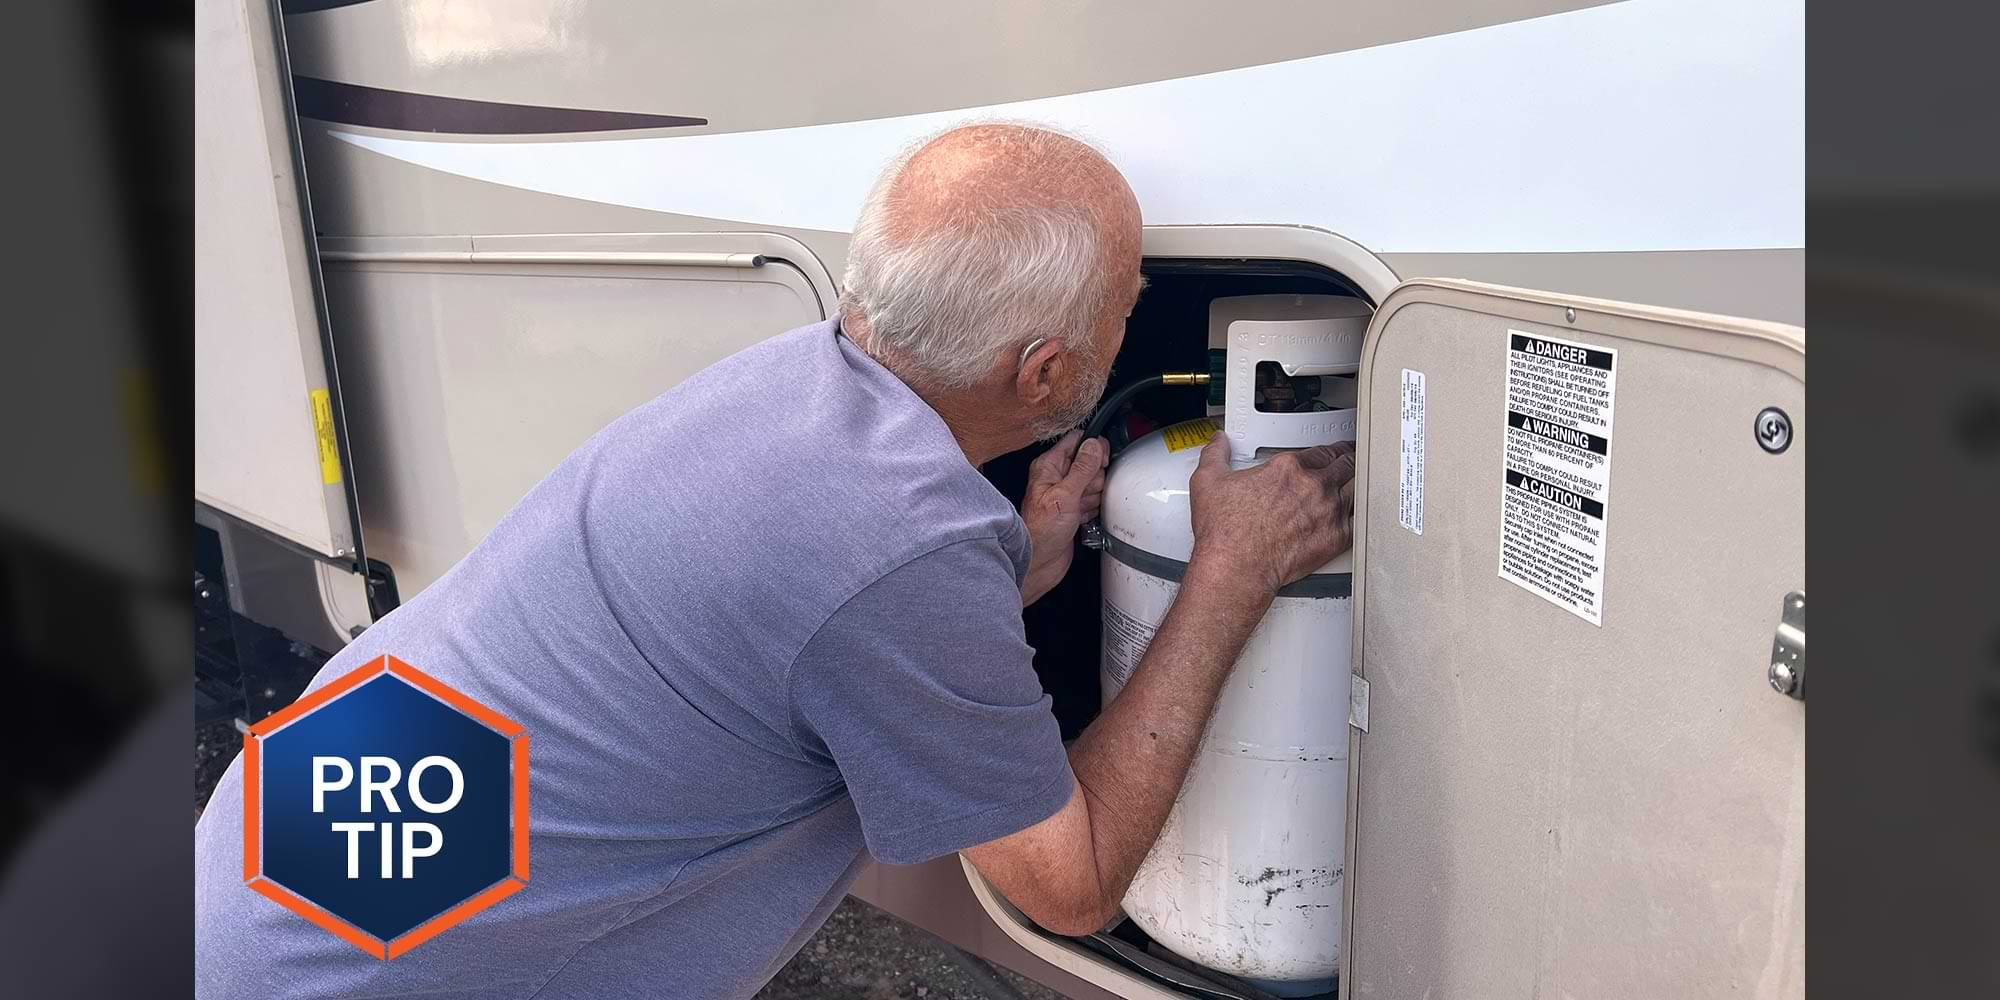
[1077, 369, 1215, 553]
[1080, 371, 1212, 442]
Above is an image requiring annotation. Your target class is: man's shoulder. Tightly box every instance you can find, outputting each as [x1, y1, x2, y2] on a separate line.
[825, 417, 1028, 584]
[699, 322, 1025, 569]
[572, 316, 1025, 591]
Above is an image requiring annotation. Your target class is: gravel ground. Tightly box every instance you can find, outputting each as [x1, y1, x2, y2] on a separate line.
[195, 718, 239, 815]
[194, 724, 1067, 999]
[756, 896, 1065, 1000]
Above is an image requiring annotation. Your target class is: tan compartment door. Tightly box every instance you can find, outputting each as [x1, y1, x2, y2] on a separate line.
[1343, 280, 1804, 998]
[195, 0, 356, 557]
[317, 231, 835, 598]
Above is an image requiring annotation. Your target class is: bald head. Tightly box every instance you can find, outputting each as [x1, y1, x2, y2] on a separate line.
[841, 122, 1143, 397]
[875, 123, 1139, 250]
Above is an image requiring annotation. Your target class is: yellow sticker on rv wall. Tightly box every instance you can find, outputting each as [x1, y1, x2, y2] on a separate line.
[1161, 417, 1220, 453]
[309, 389, 343, 485]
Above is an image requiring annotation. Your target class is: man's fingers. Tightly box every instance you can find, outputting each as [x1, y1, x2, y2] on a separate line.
[1081, 436, 1109, 470]
[1064, 438, 1112, 492]
[1293, 443, 1358, 502]
[1029, 429, 1084, 484]
[1294, 440, 1355, 471]
[1324, 447, 1357, 493]
[1293, 444, 1335, 470]
[1194, 430, 1231, 482]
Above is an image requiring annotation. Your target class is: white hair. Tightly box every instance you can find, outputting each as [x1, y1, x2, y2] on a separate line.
[839, 123, 1118, 390]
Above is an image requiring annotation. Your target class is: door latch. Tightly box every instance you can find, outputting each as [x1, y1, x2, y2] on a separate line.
[1768, 592, 1805, 700]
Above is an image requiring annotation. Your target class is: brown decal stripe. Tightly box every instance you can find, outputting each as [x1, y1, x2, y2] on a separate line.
[281, 0, 379, 12]
[291, 77, 707, 135]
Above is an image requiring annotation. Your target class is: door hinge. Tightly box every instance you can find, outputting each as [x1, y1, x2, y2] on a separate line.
[1768, 591, 1805, 700]
[1349, 674, 1370, 732]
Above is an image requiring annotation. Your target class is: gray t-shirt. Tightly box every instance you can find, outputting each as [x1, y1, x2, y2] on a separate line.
[194, 319, 1076, 999]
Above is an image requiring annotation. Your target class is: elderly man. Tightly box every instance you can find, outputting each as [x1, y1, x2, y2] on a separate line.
[194, 122, 1355, 998]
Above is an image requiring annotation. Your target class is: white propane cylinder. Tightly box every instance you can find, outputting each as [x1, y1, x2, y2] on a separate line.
[1099, 294, 1369, 997]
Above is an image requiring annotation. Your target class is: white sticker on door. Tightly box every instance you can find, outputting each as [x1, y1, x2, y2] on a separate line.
[1399, 368, 1425, 535]
[1498, 330, 1616, 625]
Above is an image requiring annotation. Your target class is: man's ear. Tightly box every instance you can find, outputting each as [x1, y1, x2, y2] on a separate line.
[1015, 337, 1067, 406]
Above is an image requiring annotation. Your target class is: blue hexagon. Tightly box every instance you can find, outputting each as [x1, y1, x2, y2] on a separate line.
[247, 655, 525, 955]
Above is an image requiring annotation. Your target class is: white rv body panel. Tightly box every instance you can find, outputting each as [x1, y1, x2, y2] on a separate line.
[320, 0, 1802, 257]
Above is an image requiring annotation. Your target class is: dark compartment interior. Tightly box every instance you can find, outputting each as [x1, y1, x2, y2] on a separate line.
[983, 259, 1371, 740]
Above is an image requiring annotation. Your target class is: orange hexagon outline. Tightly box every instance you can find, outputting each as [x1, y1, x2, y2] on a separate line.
[242, 654, 530, 960]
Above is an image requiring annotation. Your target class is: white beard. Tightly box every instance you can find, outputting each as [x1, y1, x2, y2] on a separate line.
[1029, 359, 1113, 442]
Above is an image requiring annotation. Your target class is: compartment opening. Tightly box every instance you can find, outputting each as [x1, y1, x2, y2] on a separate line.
[977, 258, 1369, 1000]
[986, 258, 1370, 740]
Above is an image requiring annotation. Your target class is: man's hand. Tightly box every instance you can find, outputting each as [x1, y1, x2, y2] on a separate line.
[1019, 429, 1109, 606]
[1188, 432, 1356, 597]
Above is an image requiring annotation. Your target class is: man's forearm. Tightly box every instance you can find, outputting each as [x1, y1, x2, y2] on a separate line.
[1063, 553, 1274, 918]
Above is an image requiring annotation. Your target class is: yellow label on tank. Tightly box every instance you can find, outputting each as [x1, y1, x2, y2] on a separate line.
[1161, 417, 1220, 453]
[309, 388, 342, 485]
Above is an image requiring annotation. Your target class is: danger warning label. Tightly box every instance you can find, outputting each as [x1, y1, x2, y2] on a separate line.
[1499, 331, 1616, 625]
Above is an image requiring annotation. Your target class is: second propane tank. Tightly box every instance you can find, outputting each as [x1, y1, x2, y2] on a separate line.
[1099, 294, 1369, 997]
